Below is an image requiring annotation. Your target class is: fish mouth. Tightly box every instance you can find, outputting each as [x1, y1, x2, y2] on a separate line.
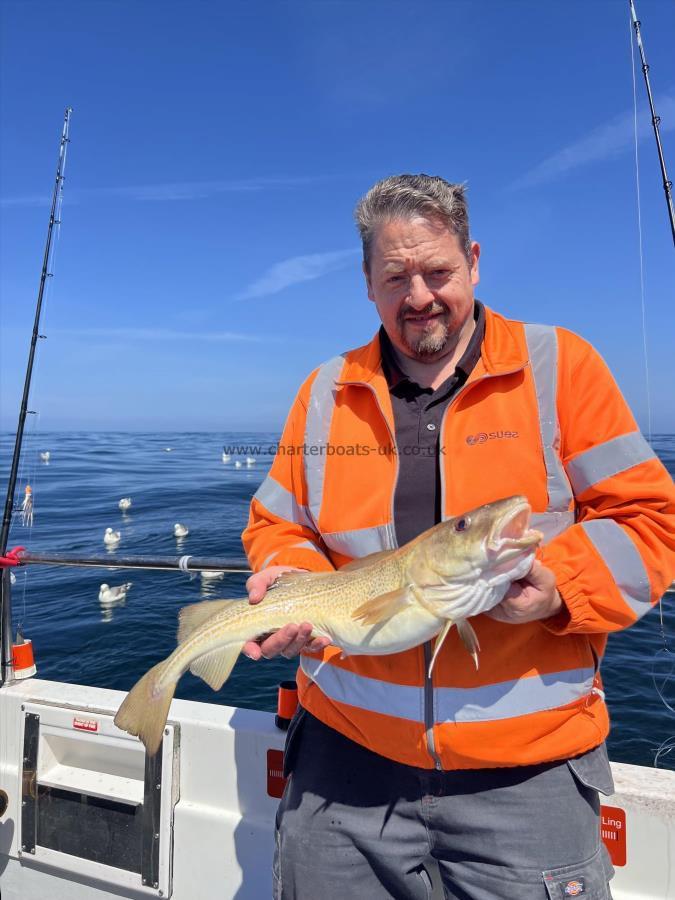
[487, 500, 543, 562]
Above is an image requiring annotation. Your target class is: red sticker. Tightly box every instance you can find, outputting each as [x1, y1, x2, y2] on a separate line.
[600, 805, 626, 867]
[73, 717, 98, 732]
[267, 749, 286, 798]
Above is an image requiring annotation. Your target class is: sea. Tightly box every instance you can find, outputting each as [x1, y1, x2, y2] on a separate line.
[1, 431, 674, 771]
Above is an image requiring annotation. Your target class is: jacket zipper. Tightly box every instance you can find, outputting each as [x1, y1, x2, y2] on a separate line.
[427, 364, 526, 770]
[342, 365, 526, 770]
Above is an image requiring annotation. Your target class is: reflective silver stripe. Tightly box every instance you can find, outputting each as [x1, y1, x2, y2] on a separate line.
[435, 668, 595, 723]
[530, 511, 574, 544]
[301, 656, 422, 720]
[304, 355, 346, 525]
[300, 657, 596, 724]
[581, 519, 652, 617]
[261, 541, 329, 571]
[253, 475, 314, 530]
[322, 523, 397, 557]
[524, 324, 574, 514]
[566, 431, 656, 496]
[261, 551, 278, 569]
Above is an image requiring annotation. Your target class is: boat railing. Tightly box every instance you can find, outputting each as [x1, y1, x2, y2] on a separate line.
[0, 552, 251, 688]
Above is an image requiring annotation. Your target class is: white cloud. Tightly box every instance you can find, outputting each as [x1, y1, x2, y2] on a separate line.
[511, 91, 675, 190]
[0, 174, 326, 208]
[49, 327, 265, 342]
[236, 248, 360, 301]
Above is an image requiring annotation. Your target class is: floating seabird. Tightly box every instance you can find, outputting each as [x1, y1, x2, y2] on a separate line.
[246, 456, 256, 466]
[99, 582, 132, 604]
[164, 447, 173, 452]
[200, 570, 224, 581]
[174, 523, 189, 538]
[40, 451, 50, 462]
[104, 527, 121, 546]
[118, 497, 132, 510]
[234, 460, 243, 468]
[222, 452, 231, 463]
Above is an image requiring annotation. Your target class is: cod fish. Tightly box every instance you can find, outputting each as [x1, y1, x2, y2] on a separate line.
[114, 495, 542, 755]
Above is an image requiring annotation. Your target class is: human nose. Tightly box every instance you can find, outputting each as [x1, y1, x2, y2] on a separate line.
[407, 274, 435, 309]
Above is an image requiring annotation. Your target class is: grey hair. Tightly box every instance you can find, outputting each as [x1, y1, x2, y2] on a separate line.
[354, 174, 472, 271]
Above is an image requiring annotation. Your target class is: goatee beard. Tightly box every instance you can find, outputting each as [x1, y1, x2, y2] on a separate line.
[398, 304, 450, 358]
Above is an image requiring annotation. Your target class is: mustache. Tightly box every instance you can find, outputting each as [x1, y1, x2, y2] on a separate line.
[398, 302, 449, 321]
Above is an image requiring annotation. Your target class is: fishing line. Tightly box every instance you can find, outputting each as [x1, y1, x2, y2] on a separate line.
[652, 633, 675, 768]
[629, 13, 652, 445]
[630, 9, 675, 766]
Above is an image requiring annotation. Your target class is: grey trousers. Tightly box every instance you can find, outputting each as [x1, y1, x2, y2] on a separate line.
[273, 710, 615, 900]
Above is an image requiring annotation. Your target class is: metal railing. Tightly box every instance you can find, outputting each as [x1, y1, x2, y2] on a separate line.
[0, 551, 252, 686]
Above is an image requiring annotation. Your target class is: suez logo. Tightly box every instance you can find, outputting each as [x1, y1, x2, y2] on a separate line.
[465, 430, 519, 446]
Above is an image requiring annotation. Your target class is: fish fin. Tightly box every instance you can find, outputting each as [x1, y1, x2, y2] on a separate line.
[114, 660, 175, 757]
[189, 643, 243, 691]
[340, 550, 394, 572]
[428, 620, 455, 677]
[272, 570, 328, 589]
[351, 587, 411, 625]
[177, 599, 232, 644]
[456, 619, 480, 670]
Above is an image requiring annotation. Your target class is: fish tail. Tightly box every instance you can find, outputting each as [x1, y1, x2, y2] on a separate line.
[114, 660, 176, 756]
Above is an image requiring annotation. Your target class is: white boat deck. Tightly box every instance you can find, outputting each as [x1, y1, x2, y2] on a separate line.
[0, 678, 673, 899]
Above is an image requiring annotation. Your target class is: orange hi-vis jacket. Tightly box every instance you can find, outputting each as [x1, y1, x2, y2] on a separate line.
[243, 306, 675, 770]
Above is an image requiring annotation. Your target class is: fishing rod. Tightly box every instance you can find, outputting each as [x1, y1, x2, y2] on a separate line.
[16, 551, 251, 574]
[0, 108, 72, 685]
[0, 108, 72, 554]
[629, 0, 675, 247]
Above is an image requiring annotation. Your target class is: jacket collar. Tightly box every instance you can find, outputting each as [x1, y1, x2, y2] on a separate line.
[336, 304, 528, 389]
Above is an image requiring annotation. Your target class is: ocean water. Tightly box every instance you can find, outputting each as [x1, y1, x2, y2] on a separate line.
[1, 431, 674, 770]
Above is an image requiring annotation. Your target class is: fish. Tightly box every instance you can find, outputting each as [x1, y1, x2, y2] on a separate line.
[114, 495, 542, 755]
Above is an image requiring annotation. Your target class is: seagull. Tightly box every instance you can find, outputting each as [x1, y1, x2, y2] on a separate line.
[104, 527, 121, 546]
[118, 497, 132, 510]
[222, 452, 231, 463]
[40, 451, 50, 462]
[164, 447, 173, 452]
[174, 523, 189, 538]
[245, 456, 256, 466]
[200, 570, 224, 581]
[99, 582, 132, 604]
[234, 460, 243, 468]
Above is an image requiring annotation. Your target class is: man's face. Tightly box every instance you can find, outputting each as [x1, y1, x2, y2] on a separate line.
[364, 216, 480, 362]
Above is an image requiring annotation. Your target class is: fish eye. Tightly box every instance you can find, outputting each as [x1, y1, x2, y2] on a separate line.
[455, 516, 470, 532]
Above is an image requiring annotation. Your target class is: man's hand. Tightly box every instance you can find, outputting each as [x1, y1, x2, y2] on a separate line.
[486, 560, 563, 624]
[243, 565, 332, 660]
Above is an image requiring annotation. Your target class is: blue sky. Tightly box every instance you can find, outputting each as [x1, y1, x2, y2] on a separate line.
[1, 0, 673, 432]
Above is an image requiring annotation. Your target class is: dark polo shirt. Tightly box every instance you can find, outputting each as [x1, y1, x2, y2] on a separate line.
[379, 301, 485, 547]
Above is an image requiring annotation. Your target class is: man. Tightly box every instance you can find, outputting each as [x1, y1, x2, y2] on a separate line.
[242, 174, 675, 899]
